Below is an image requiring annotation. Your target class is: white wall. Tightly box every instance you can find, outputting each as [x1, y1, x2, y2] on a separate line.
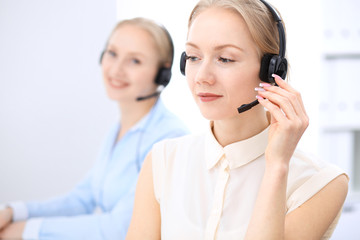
[0, 0, 117, 202]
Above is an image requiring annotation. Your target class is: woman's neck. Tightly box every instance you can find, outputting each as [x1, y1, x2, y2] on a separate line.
[212, 107, 269, 147]
[117, 98, 158, 141]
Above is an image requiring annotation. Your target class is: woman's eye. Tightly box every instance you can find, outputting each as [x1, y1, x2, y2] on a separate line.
[218, 57, 234, 63]
[131, 58, 141, 64]
[106, 50, 116, 58]
[186, 55, 199, 62]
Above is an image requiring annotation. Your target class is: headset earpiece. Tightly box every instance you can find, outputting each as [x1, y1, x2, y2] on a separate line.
[155, 67, 172, 87]
[180, 52, 187, 76]
[275, 57, 288, 80]
[259, 53, 274, 83]
[154, 25, 174, 87]
[259, 53, 288, 84]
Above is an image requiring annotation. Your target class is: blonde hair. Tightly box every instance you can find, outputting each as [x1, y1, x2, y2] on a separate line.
[188, 0, 285, 59]
[109, 17, 173, 68]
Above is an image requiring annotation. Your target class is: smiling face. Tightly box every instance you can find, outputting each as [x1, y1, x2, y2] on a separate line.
[185, 7, 262, 120]
[101, 24, 160, 103]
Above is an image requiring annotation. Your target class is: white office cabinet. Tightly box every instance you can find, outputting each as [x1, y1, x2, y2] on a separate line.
[320, 0, 360, 200]
[322, 0, 360, 55]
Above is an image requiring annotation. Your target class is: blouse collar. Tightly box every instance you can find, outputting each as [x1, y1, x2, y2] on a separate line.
[205, 121, 269, 170]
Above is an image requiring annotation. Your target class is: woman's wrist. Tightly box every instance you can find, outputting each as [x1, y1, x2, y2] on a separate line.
[265, 161, 289, 179]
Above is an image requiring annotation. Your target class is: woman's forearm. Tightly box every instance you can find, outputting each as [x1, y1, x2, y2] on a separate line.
[245, 163, 289, 240]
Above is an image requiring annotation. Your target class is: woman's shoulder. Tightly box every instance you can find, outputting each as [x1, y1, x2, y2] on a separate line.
[286, 148, 347, 213]
[151, 132, 206, 168]
[288, 148, 346, 183]
[151, 132, 206, 195]
[290, 148, 343, 173]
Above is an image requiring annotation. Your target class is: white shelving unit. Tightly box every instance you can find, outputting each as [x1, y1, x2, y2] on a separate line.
[319, 0, 360, 202]
[319, 2, 360, 238]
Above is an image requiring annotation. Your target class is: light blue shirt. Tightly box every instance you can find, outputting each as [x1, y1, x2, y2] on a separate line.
[15, 99, 189, 240]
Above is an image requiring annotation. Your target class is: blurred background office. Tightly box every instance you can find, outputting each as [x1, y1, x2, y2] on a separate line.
[0, 0, 359, 239]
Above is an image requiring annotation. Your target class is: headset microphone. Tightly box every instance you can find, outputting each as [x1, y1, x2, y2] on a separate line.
[136, 85, 164, 101]
[237, 99, 260, 114]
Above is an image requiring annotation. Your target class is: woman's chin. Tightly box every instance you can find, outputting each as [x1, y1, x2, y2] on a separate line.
[105, 92, 129, 102]
[199, 109, 223, 121]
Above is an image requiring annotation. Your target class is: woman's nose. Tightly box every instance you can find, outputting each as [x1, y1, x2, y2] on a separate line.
[108, 58, 125, 77]
[194, 59, 215, 85]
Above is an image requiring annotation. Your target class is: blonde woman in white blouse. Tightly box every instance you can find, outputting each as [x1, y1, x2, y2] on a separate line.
[126, 0, 349, 239]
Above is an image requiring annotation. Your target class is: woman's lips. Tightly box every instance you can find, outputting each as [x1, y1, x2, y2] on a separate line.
[108, 78, 129, 89]
[197, 92, 223, 102]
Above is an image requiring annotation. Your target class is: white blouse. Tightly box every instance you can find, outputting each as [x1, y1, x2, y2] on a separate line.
[152, 123, 346, 240]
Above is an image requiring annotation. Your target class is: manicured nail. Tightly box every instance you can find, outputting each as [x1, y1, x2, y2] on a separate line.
[256, 95, 264, 100]
[272, 74, 281, 80]
[255, 87, 265, 92]
[259, 82, 271, 87]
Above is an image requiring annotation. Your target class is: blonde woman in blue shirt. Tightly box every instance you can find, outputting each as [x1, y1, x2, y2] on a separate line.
[0, 17, 189, 240]
[126, 0, 348, 239]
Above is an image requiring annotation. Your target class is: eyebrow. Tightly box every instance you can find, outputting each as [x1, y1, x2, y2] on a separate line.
[186, 42, 244, 52]
[106, 45, 147, 57]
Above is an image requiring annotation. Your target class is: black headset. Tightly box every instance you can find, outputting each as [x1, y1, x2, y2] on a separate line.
[179, 0, 287, 113]
[258, 0, 287, 84]
[154, 25, 174, 87]
[100, 24, 174, 88]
